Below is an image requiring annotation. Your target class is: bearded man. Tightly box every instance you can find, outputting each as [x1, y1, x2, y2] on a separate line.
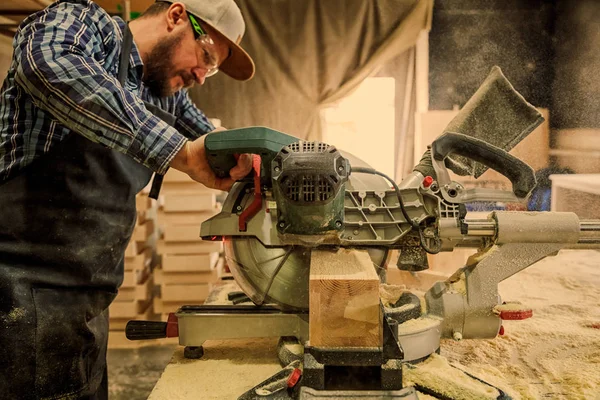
[0, 1, 253, 398]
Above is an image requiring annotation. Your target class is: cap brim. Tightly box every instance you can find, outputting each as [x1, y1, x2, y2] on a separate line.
[203, 21, 255, 81]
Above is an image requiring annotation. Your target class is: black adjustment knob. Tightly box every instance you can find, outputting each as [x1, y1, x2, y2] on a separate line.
[125, 320, 167, 340]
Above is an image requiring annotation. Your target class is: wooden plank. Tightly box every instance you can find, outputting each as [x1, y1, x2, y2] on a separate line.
[162, 224, 203, 242]
[153, 298, 207, 314]
[114, 287, 136, 302]
[161, 283, 210, 302]
[157, 210, 217, 226]
[555, 129, 600, 151]
[163, 168, 193, 183]
[109, 301, 156, 331]
[386, 268, 450, 291]
[550, 175, 600, 217]
[124, 240, 141, 258]
[161, 169, 225, 194]
[109, 298, 152, 319]
[135, 274, 154, 301]
[135, 195, 152, 212]
[162, 253, 218, 272]
[552, 129, 600, 173]
[161, 193, 216, 212]
[549, 174, 600, 195]
[121, 262, 152, 288]
[415, 29, 429, 113]
[157, 239, 223, 255]
[124, 248, 152, 271]
[309, 249, 382, 348]
[161, 182, 223, 194]
[122, 270, 136, 287]
[131, 218, 155, 242]
[155, 269, 218, 285]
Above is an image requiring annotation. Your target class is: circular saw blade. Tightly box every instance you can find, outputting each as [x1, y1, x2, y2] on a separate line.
[224, 238, 311, 310]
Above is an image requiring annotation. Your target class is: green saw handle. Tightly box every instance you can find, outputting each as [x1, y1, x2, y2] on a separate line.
[431, 132, 536, 198]
[204, 127, 299, 179]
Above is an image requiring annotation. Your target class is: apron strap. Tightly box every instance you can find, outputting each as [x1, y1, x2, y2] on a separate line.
[118, 25, 134, 86]
[120, 25, 169, 200]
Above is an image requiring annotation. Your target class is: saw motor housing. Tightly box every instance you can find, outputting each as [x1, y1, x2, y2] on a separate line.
[271, 141, 349, 236]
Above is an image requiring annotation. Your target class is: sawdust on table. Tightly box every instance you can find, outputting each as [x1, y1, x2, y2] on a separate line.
[404, 353, 501, 400]
[148, 338, 282, 400]
[379, 283, 407, 307]
[397, 316, 442, 335]
[439, 249, 600, 400]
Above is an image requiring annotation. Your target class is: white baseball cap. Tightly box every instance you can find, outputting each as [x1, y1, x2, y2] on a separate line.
[159, 0, 255, 81]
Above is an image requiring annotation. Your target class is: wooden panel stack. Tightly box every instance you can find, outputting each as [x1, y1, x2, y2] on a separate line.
[109, 194, 158, 347]
[550, 174, 600, 218]
[309, 249, 382, 348]
[154, 168, 224, 318]
[552, 129, 600, 174]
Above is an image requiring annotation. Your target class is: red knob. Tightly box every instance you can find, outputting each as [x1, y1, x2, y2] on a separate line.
[287, 368, 302, 388]
[500, 309, 533, 320]
[422, 176, 434, 188]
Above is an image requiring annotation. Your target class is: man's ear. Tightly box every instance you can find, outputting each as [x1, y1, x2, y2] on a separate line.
[166, 2, 187, 32]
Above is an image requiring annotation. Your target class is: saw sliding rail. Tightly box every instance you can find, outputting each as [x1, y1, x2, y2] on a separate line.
[456, 213, 600, 248]
[126, 305, 310, 349]
[176, 305, 309, 346]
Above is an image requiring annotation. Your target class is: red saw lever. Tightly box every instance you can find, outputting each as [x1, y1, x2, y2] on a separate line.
[238, 154, 262, 232]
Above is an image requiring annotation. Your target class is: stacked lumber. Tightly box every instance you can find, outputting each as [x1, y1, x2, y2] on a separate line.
[154, 168, 224, 318]
[109, 194, 159, 347]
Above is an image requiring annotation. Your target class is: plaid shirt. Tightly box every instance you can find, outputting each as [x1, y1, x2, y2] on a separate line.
[0, 0, 214, 182]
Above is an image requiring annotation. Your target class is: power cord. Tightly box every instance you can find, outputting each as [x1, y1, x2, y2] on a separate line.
[351, 166, 442, 254]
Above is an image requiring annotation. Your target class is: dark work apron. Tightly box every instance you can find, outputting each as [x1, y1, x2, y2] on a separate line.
[0, 26, 174, 399]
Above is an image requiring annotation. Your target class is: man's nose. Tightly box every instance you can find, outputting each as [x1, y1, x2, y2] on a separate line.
[193, 68, 207, 85]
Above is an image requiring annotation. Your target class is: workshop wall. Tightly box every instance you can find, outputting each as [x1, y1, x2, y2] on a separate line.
[429, 0, 600, 132]
[552, 0, 600, 130]
[428, 0, 554, 112]
[190, 0, 432, 140]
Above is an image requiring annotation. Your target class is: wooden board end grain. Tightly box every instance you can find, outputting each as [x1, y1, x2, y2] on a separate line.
[309, 248, 382, 348]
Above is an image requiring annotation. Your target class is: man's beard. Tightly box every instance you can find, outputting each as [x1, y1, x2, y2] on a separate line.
[144, 32, 194, 97]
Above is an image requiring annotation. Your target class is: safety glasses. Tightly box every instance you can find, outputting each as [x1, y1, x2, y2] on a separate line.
[188, 13, 220, 77]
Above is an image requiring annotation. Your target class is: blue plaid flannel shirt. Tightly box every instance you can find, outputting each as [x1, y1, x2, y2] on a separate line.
[0, 0, 214, 182]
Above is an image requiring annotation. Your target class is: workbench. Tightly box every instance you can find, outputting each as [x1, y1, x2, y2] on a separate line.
[148, 282, 283, 399]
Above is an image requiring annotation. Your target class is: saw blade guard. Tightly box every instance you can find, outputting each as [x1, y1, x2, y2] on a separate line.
[221, 151, 391, 311]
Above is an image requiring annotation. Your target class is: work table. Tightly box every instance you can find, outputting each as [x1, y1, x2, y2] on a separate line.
[148, 337, 281, 399]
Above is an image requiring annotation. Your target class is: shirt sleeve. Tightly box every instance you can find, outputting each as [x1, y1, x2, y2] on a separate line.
[13, 5, 186, 174]
[174, 90, 215, 140]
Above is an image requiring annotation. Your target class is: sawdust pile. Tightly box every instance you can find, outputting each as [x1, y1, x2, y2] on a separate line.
[441, 249, 600, 399]
[149, 338, 282, 400]
[404, 354, 502, 400]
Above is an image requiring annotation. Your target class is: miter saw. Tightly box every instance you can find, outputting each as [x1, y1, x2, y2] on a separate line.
[126, 67, 600, 399]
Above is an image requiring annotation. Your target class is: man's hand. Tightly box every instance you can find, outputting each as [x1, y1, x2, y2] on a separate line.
[170, 134, 252, 191]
